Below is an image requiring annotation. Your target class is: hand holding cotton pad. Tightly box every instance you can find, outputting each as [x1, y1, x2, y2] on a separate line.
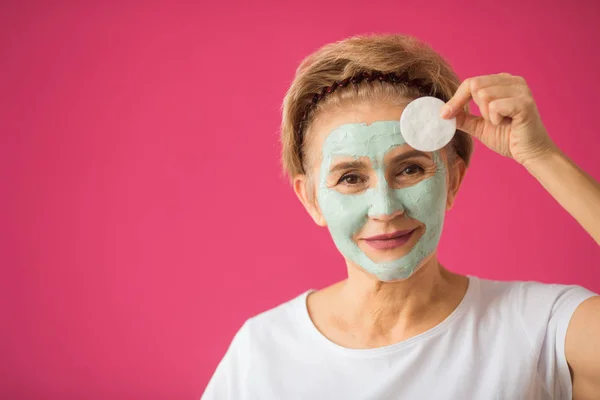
[399, 96, 456, 152]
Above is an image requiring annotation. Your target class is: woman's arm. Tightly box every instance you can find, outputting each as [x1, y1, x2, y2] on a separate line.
[441, 72, 600, 245]
[442, 73, 600, 398]
[523, 148, 600, 245]
[566, 296, 600, 400]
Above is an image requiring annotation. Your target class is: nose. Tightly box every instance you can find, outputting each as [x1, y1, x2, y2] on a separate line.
[367, 182, 405, 221]
[369, 207, 405, 222]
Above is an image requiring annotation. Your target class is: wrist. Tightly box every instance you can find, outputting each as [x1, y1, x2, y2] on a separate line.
[521, 144, 564, 173]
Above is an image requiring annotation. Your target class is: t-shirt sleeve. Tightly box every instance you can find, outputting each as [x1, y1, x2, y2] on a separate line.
[201, 320, 251, 400]
[517, 281, 598, 400]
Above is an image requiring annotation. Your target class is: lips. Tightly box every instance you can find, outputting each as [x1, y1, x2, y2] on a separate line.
[364, 229, 415, 241]
[362, 229, 416, 250]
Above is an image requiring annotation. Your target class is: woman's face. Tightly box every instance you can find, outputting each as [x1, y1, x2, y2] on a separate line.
[297, 102, 463, 282]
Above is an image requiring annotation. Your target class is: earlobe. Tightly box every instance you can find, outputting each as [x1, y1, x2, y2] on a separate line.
[446, 185, 456, 210]
[445, 158, 467, 211]
[293, 174, 327, 227]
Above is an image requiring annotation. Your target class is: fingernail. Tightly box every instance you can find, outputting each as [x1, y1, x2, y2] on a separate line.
[440, 105, 452, 118]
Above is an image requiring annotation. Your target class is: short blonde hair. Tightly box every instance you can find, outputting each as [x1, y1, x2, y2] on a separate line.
[280, 33, 473, 180]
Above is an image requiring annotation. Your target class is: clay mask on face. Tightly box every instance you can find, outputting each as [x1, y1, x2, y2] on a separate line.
[317, 120, 448, 281]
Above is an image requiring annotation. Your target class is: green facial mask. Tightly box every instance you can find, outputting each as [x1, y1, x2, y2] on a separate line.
[317, 120, 447, 281]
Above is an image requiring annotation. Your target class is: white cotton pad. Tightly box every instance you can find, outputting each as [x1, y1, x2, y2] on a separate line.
[399, 96, 456, 152]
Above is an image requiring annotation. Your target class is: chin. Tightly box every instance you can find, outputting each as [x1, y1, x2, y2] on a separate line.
[362, 247, 413, 263]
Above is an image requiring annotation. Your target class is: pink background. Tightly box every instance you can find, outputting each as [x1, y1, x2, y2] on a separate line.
[1, 1, 599, 398]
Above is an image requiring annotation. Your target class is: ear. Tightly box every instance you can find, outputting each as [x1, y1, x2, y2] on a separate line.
[446, 158, 467, 210]
[293, 174, 327, 227]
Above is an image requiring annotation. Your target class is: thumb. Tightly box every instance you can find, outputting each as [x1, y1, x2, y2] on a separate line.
[455, 110, 485, 140]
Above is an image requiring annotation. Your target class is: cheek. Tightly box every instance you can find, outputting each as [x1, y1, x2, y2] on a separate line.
[318, 189, 368, 236]
[393, 173, 448, 221]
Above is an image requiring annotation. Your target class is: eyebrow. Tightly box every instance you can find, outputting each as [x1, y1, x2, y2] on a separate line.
[328, 151, 431, 174]
[388, 150, 432, 165]
[329, 160, 369, 174]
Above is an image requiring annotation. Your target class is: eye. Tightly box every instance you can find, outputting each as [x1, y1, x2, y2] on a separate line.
[338, 173, 365, 185]
[400, 164, 425, 176]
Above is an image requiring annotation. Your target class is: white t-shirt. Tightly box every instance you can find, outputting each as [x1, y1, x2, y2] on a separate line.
[202, 276, 596, 400]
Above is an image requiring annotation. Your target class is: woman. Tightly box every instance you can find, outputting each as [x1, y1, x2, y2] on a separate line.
[202, 34, 600, 399]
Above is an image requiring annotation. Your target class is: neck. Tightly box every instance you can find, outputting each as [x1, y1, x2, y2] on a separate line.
[334, 254, 466, 346]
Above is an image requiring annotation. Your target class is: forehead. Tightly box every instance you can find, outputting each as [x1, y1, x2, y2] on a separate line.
[323, 121, 405, 158]
[307, 103, 408, 163]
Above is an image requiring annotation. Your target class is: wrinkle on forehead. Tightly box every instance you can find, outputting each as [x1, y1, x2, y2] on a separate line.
[323, 121, 406, 168]
[304, 102, 407, 172]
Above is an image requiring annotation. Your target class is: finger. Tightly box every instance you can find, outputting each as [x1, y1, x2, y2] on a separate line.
[472, 85, 523, 123]
[455, 110, 485, 140]
[441, 73, 526, 118]
[476, 85, 523, 103]
[441, 78, 473, 118]
[488, 97, 532, 125]
[469, 73, 516, 91]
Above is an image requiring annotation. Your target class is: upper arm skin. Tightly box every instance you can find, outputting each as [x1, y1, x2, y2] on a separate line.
[566, 296, 600, 400]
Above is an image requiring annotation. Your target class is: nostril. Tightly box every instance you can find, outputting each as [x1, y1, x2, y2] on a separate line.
[369, 208, 405, 221]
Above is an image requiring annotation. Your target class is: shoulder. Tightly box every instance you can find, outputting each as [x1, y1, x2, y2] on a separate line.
[475, 278, 597, 399]
[471, 275, 596, 343]
[466, 276, 595, 334]
[202, 290, 313, 399]
[240, 289, 314, 348]
[507, 278, 594, 323]
[472, 275, 594, 312]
